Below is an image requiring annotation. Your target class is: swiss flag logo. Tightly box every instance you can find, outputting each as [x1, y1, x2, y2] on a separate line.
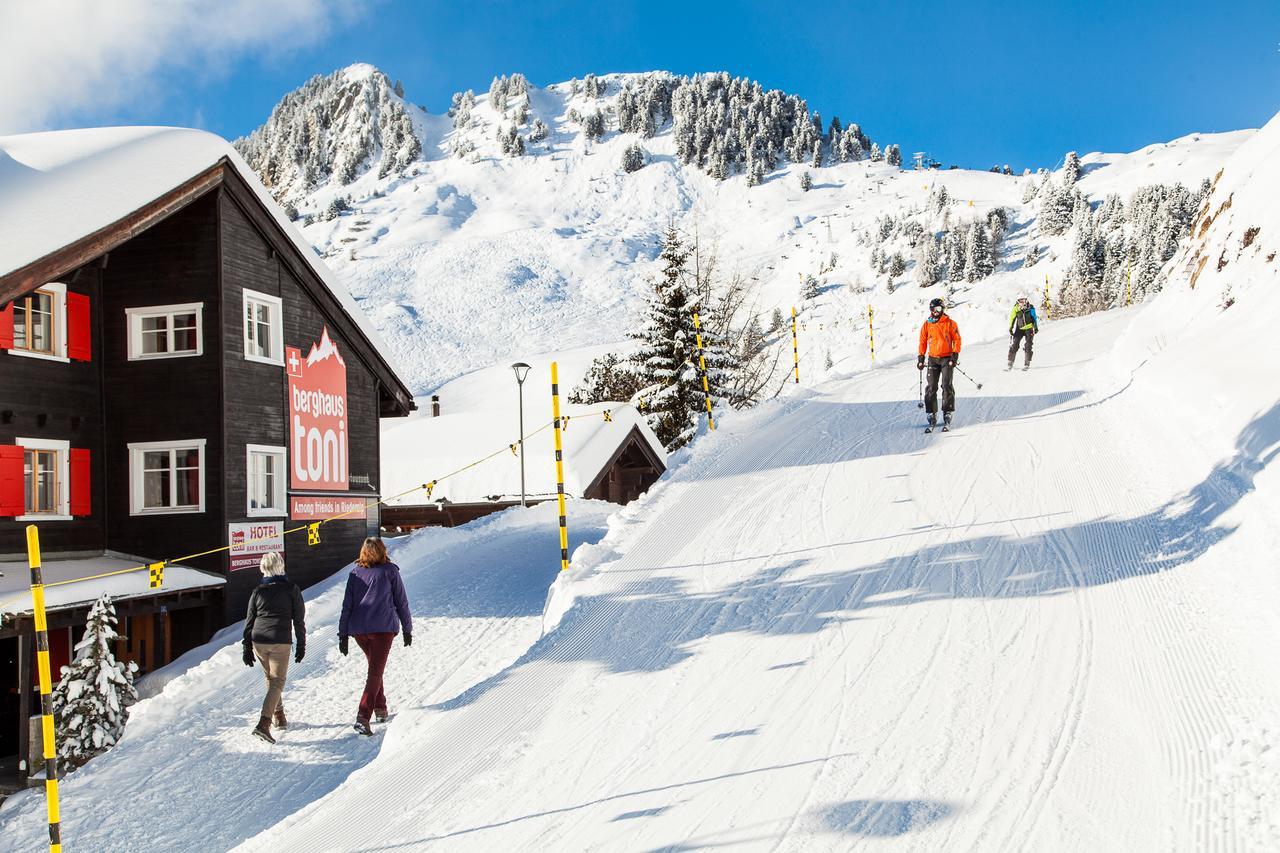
[286, 346, 303, 378]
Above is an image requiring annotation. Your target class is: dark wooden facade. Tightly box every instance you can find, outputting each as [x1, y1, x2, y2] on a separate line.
[1, 156, 414, 784]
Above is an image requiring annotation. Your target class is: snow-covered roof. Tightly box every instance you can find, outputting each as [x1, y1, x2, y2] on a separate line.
[0, 555, 224, 618]
[380, 402, 665, 505]
[0, 125, 408, 390]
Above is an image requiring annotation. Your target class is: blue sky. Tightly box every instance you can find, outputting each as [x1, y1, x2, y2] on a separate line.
[9, 1, 1279, 171]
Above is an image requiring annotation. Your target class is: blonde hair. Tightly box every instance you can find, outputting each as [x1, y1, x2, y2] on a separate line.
[259, 551, 285, 577]
[356, 537, 388, 568]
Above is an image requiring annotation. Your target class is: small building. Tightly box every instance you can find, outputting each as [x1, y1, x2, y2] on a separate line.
[0, 127, 414, 786]
[380, 402, 665, 531]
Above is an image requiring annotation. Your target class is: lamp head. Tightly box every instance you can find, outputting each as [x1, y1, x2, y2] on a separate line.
[511, 362, 531, 384]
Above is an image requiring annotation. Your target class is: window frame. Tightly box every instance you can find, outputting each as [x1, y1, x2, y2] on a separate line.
[246, 444, 287, 517]
[10, 282, 68, 363]
[127, 439, 207, 516]
[15, 437, 71, 521]
[125, 302, 204, 360]
[242, 289, 284, 367]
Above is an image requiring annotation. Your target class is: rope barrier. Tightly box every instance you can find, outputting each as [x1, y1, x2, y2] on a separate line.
[0, 408, 620, 611]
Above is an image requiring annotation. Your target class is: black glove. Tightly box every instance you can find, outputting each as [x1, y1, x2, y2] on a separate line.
[917, 355, 925, 370]
[242, 647, 254, 667]
[294, 646, 305, 664]
[338, 635, 349, 656]
[403, 633, 412, 648]
[949, 355, 958, 367]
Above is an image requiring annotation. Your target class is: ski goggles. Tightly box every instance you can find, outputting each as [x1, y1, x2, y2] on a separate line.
[930, 305, 944, 314]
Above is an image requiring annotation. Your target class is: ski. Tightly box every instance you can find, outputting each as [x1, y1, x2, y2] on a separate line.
[924, 425, 934, 434]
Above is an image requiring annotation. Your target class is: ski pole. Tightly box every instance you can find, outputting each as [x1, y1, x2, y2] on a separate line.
[916, 370, 924, 409]
[955, 364, 983, 390]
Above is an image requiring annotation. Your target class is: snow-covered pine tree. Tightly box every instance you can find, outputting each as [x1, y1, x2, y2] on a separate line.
[1063, 150, 1081, 184]
[888, 252, 906, 279]
[915, 234, 941, 286]
[621, 142, 646, 173]
[945, 226, 967, 281]
[869, 143, 883, 162]
[965, 223, 994, 281]
[52, 595, 139, 772]
[528, 119, 549, 143]
[631, 227, 705, 449]
[770, 307, 785, 333]
[800, 171, 813, 191]
[811, 141, 823, 168]
[1023, 243, 1041, 268]
[801, 274, 821, 300]
[1038, 180, 1074, 236]
[569, 352, 644, 404]
[885, 144, 902, 167]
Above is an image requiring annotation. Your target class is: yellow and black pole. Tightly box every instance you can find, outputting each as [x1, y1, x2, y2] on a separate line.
[691, 309, 715, 430]
[1043, 274, 1052, 320]
[790, 306, 800, 384]
[27, 525, 62, 853]
[549, 362, 570, 572]
[867, 305, 876, 364]
[1126, 261, 1132, 306]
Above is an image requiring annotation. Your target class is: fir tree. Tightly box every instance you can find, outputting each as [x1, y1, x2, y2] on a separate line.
[1023, 244, 1041, 268]
[1038, 180, 1074, 236]
[885, 144, 902, 167]
[915, 234, 941, 287]
[888, 252, 906, 279]
[770, 307, 785, 333]
[869, 143, 883, 162]
[1063, 150, 1081, 184]
[811, 141, 823, 169]
[801, 274, 822, 300]
[631, 227, 705, 449]
[800, 171, 813, 192]
[569, 353, 644, 404]
[621, 142, 646, 173]
[52, 595, 138, 772]
[965, 223, 995, 281]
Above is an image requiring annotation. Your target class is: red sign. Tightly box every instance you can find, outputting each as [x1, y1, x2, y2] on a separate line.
[288, 327, 349, 491]
[291, 496, 368, 521]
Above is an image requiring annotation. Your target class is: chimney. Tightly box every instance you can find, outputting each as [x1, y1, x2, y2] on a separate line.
[431, 395, 440, 417]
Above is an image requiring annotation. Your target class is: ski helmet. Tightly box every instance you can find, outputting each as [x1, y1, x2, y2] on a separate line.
[929, 298, 945, 312]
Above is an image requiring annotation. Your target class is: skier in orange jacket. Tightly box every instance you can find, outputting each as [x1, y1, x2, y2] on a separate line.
[917, 297, 962, 431]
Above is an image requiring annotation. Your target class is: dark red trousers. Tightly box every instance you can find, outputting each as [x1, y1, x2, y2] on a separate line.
[354, 632, 396, 723]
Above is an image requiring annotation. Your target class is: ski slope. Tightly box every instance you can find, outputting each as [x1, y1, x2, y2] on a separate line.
[8, 295, 1277, 850]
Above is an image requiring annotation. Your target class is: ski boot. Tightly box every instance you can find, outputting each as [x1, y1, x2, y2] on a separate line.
[942, 412, 953, 432]
[924, 413, 937, 434]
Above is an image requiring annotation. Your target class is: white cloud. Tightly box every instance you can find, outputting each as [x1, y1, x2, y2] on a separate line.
[0, 0, 361, 134]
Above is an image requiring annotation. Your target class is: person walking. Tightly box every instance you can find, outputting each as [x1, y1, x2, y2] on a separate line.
[338, 537, 412, 736]
[917, 297, 962, 432]
[243, 551, 306, 745]
[1007, 295, 1039, 370]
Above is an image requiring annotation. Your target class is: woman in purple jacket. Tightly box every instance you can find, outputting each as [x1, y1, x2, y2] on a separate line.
[338, 537, 412, 735]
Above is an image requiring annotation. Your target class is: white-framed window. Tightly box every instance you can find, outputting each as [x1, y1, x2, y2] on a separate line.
[246, 444, 287, 517]
[16, 437, 70, 521]
[243, 289, 283, 366]
[11, 282, 68, 363]
[128, 439, 206, 515]
[126, 303, 203, 360]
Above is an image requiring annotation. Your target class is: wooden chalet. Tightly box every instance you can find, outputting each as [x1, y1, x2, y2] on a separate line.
[0, 127, 414, 787]
[380, 401, 665, 531]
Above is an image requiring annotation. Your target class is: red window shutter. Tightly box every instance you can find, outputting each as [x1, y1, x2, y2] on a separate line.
[0, 445, 23, 517]
[0, 301, 12, 350]
[70, 448, 91, 517]
[67, 292, 91, 361]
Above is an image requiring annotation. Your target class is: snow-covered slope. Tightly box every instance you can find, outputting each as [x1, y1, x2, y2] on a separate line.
[235, 65, 1251, 396]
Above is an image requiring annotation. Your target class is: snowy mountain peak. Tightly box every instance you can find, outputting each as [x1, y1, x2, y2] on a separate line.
[305, 325, 346, 366]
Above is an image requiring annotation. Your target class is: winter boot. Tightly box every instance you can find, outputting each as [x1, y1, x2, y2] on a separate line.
[252, 717, 276, 745]
[925, 413, 937, 433]
[273, 706, 288, 730]
[353, 718, 374, 737]
[942, 412, 953, 431]
[374, 709, 389, 724]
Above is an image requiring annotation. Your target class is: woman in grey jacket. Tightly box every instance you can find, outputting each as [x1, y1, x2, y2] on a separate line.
[243, 551, 305, 744]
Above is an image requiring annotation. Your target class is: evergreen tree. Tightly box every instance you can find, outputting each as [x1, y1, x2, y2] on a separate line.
[1063, 150, 1082, 184]
[801, 274, 821, 300]
[569, 353, 644, 404]
[621, 142, 646, 173]
[631, 228, 705, 449]
[1038, 180, 1074, 236]
[1023, 243, 1041, 268]
[800, 171, 813, 191]
[770, 307, 785, 333]
[52, 595, 138, 772]
[811, 141, 823, 168]
[915, 234, 941, 287]
[888, 252, 906, 279]
[885, 144, 902, 167]
[869, 143, 883, 162]
[965, 223, 994, 281]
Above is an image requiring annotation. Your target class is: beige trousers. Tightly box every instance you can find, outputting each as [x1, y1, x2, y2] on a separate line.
[253, 642, 291, 719]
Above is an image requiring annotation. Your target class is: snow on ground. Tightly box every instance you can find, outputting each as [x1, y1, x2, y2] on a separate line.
[9, 283, 1280, 848]
[286, 69, 1250, 395]
[0, 501, 616, 850]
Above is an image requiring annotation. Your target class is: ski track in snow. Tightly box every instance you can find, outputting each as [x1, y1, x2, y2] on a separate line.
[4, 307, 1278, 851]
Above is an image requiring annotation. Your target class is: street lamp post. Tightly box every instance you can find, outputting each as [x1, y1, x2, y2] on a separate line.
[511, 362, 531, 506]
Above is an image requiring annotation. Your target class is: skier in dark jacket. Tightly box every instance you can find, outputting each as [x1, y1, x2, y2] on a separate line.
[338, 537, 412, 736]
[917, 297, 962, 431]
[243, 551, 305, 744]
[1007, 296, 1039, 370]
